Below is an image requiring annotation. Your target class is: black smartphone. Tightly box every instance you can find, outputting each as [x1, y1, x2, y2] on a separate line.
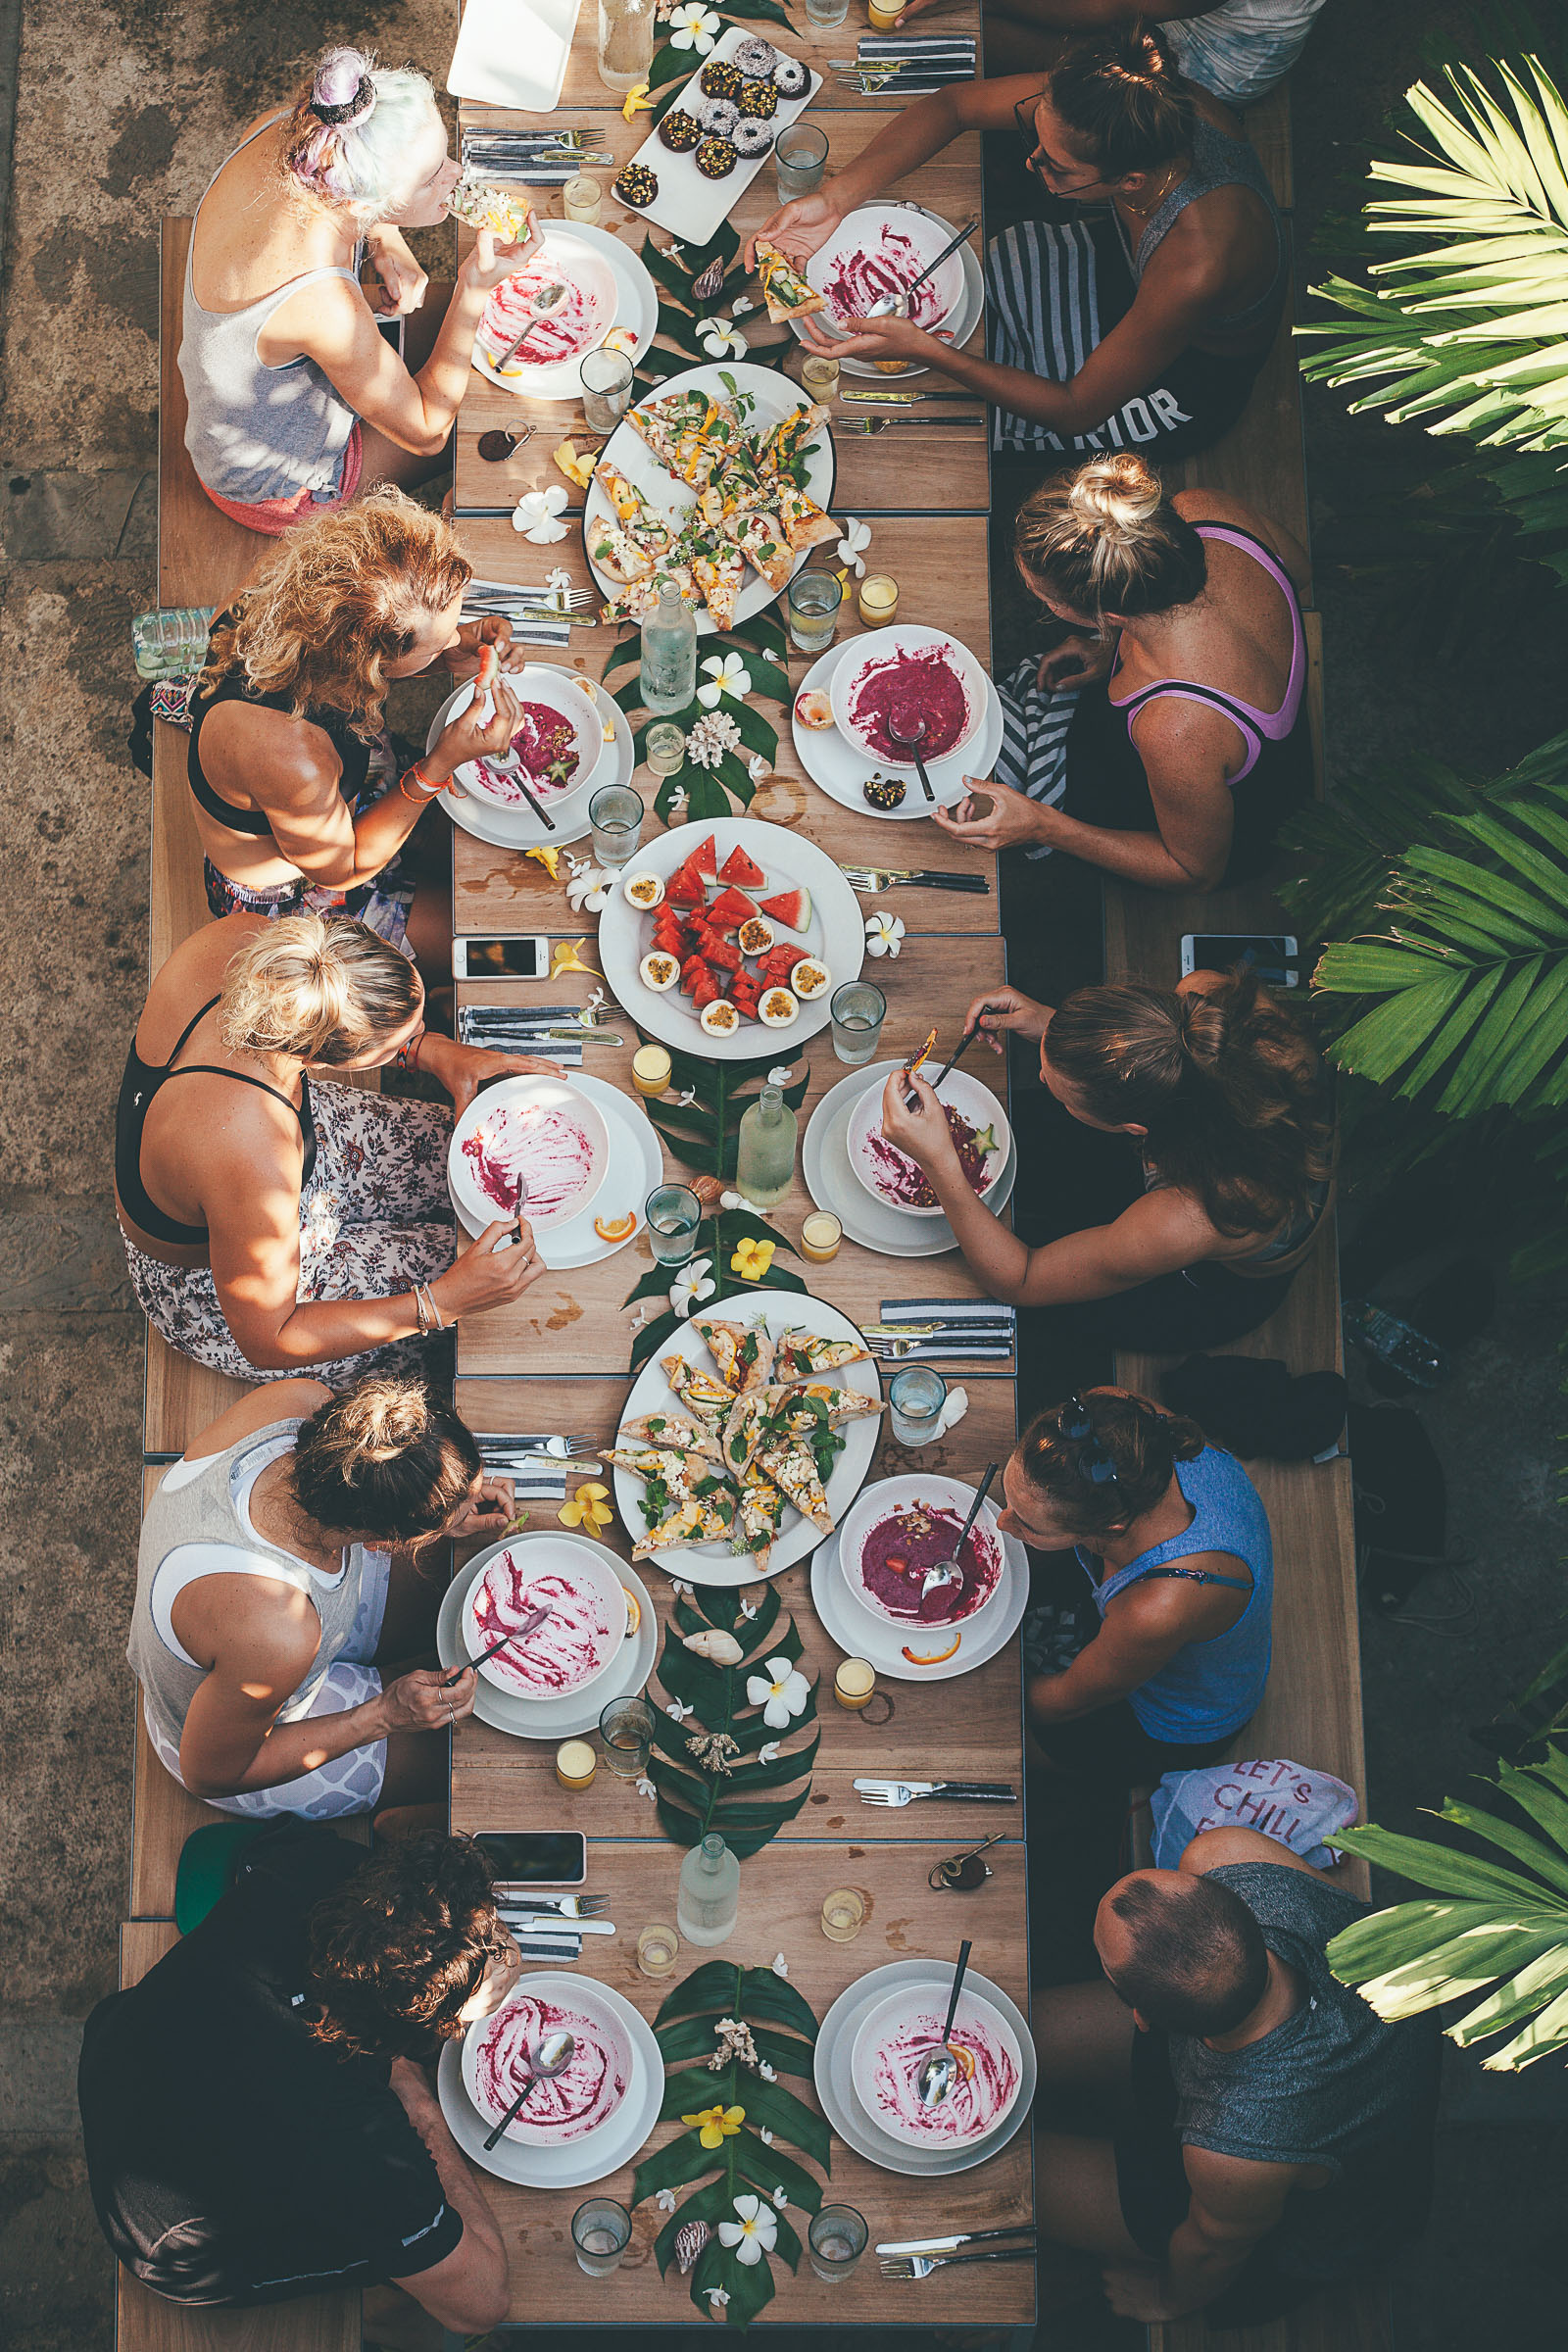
[453, 934, 549, 981]
[475, 1831, 588, 1886]
[1180, 933, 1300, 988]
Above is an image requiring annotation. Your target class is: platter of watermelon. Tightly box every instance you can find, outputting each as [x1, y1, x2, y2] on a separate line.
[595, 818, 864, 1059]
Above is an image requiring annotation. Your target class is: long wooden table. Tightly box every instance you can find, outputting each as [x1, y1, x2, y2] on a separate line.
[446, 17, 1033, 2330]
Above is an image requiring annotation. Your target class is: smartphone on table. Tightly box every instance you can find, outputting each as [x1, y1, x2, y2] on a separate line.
[475, 1831, 588, 1886]
[453, 935, 550, 981]
[1180, 933, 1300, 988]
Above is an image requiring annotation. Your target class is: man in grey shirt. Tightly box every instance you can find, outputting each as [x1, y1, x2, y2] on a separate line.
[1030, 1825, 1440, 2327]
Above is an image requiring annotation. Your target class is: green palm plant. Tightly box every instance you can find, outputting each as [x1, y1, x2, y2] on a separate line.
[1298, 54, 1568, 578]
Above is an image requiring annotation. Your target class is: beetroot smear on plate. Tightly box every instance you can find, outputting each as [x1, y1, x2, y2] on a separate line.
[469, 703, 581, 807]
[822, 228, 945, 327]
[472, 1993, 628, 2141]
[850, 647, 968, 760]
[461, 1102, 595, 1219]
[470, 1554, 615, 1695]
[864, 1103, 993, 1209]
[858, 1502, 1001, 1624]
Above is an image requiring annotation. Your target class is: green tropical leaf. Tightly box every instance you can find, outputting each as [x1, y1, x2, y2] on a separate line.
[1334, 1821, 1568, 1905]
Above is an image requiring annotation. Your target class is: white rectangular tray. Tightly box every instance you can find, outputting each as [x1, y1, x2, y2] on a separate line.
[618, 23, 823, 245]
[447, 0, 584, 118]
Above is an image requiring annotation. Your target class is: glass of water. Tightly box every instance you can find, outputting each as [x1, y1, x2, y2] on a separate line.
[786, 565, 843, 655]
[646, 1182, 702, 1266]
[890, 1365, 948, 1446]
[808, 2205, 867, 2283]
[829, 980, 886, 1065]
[589, 783, 643, 865]
[572, 2198, 632, 2278]
[581, 347, 635, 432]
[776, 120, 831, 196]
[600, 1694, 655, 1779]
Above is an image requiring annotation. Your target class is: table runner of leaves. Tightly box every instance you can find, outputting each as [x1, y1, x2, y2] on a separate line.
[649, 1579, 820, 1851]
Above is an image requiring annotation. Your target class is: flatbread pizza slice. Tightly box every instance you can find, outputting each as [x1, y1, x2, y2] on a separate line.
[628, 387, 709, 472]
[773, 479, 840, 554]
[756, 242, 827, 326]
[692, 1315, 776, 1395]
[662, 1350, 739, 1424]
[603, 563, 699, 622]
[757, 1435, 835, 1535]
[721, 505, 794, 593]
[718, 1389, 773, 1481]
[619, 1409, 725, 1465]
[774, 1329, 872, 1381]
[586, 514, 657, 585]
[766, 1381, 884, 1432]
[631, 1493, 710, 1558]
[733, 1464, 787, 1569]
[691, 540, 747, 631]
[759, 401, 829, 479]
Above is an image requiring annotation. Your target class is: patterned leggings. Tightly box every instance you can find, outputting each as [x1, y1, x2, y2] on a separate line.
[123, 1084, 456, 1390]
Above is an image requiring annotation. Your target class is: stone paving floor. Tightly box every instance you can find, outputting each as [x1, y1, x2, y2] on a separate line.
[2, 1, 1567, 2346]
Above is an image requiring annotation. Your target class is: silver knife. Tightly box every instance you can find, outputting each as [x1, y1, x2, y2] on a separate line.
[502, 1915, 618, 1936]
[877, 2226, 1036, 2256]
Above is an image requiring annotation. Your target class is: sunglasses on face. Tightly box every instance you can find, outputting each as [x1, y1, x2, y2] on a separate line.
[1013, 94, 1108, 195]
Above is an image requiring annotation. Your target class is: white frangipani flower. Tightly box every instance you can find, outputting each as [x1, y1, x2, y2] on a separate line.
[675, 1087, 699, 1107]
[746, 1654, 810, 1729]
[747, 752, 768, 781]
[665, 1698, 694, 1722]
[667, 783, 689, 812]
[771, 2185, 788, 2209]
[760, 2126, 774, 2144]
[697, 316, 749, 362]
[565, 861, 612, 911]
[512, 484, 569, 543]
[836, 516, 872, 576]
[635, 1775, 657, 1800]
[669, 1252, 716, 1319]
[668, 2, 721, 50]
[730, 294, 755, 318]
[707, 2286, 730, 2307]
[937, 1384, 970, 1434]
[771, 1953, 789, 1978]
[717, 2194, 778, 2266]
[759, 2060, 777, 2082]
[657, 2187, 678, 2213]
[758, 1738, 779, 1761]
[740, 1598, 760, 1623]
[672, 1579, 696, 1597]
[698, 651, 753, 707]
[864, 910, 906, 958]
[545, 564, 574, 610]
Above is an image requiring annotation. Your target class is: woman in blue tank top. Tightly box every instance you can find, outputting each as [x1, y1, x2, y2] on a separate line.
[999, 1387, 1273, 1780]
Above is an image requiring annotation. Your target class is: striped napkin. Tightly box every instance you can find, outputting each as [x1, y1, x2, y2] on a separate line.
[877, 1298, 1017, 1361]
[460, 1005, 585, 1066]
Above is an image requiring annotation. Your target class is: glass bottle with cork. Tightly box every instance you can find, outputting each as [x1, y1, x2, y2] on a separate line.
[736, 1083, 798, 1208]
[677, 1831, 740, 1944]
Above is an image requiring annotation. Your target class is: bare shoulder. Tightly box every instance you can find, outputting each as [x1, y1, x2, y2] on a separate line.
[1180, 1827, 1327, 1880]
[202, 698, 344, 800]
[183, 1379, 332, 1462]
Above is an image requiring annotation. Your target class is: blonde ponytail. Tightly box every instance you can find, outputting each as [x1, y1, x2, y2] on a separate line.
[218, 912, 419, 1066]
[1013, 453, 1206, 619]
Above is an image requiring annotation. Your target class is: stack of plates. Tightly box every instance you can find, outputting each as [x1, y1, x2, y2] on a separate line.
[813, 1960, 1035, 2175]
[438, 1538, 658, 1738]
[809, 1521, 1028, 1684]
[446, 1071, 662, 1272]
[439, 1971, 664, 2186]
[803, 1062, 1018, 1259]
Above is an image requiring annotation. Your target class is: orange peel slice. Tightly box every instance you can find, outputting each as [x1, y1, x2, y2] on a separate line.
[901, 1630, 961, 1665]
[594, 1210, 637, 1243]
[620, 1586, 642, 1636]
[949, 2041, 977, 2081]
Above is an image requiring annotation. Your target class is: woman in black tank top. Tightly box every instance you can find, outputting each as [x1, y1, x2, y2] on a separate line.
[184, 491, 524, 972]
[118, 911, 561, 1387]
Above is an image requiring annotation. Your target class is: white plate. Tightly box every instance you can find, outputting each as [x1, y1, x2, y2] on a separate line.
[805, 204, 968, 341]
[792, 638, 1004, 820]
[813, 1960, 1035, 2177]
[850, 1981, 1026, 2153]
[595, 816, 864, 1059]
[472, 225, 660, 401]
[582, 360, 837, 637]
[450, 1071, 613, 1232]
[836, 1470, 1008, 1638]
[461, 1535, 629, 1699]
[430, 669, 631, 851]
[446, 0, 583, 116]
[809, 1521, 1029, 1684]
[618, 26, 823, 245]
[439, 1977, 663, 2187]
[463, 1971, 644, 2147]
[450, 1072, 662, 1271]
[614, 1292, 883, 1584]
[793, 210, 985, 381]
[438, 1544, 658, 1738]
[844, 1065, 1011, 1220]
[803, 1061, 1017, 1259]
[831, 623, 990, 774]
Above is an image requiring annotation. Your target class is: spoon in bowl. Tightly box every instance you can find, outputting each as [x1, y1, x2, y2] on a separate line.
[920, 1462, 1000, 1614]
[886, 710, 937, 803]
[916, 1939, 973, 2108]
[864, 215, 979, 318]
[496, 281, 568, 369]
[482, 2029, 577, 2150]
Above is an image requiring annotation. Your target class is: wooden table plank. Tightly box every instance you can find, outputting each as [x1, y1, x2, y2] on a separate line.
[428, 1838, 1035, 2328]
[453, 932, 1010, 1375]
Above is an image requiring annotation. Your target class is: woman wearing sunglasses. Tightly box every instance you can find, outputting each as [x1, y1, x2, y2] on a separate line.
[1000, 1388, 1273, 1781]
[751, 24, 1283, 463]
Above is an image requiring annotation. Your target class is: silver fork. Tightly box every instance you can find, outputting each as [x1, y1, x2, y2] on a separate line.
[491, 1892, 610, 1918]
[881, 2250, 1036, 2279]
[839, 863, 990, 895]
[856, 1779, 1018, 1806]
[476, 1435, 601, 1455]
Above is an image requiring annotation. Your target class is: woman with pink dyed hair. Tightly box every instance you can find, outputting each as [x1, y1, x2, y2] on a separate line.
[178, 46, 537, 534]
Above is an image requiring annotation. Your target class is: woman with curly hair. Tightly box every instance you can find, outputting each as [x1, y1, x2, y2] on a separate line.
[185, 487, 519, 961]
[129, 1374, 514, 1818]
[179, 44, 537, 533]
[79, 1823, 517, 2321]
[878, 963, 1332, 1350]
[117, 910, 557, 1383]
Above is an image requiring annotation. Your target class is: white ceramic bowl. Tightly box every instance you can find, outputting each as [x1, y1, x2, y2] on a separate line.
[836, 1472, 1006, 1634]
[449, 1075, 612, 1233]
[478, 235, 620, 376]
[461, 1538, 629, 1699]
[843, 1067, 1009, 1221]
[828, 625, 988, 773]
[463, 1974, 642, 2147]
[806, 205, 966, 340]
[850, 1981, 1025, 2150]
[446, 664, 607, 817]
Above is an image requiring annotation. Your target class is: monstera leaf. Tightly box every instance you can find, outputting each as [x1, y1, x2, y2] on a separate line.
[638, 1043, 809, 1183]
[604, 604, 790, 821]
[622, 1199, 808, 1373]
[649, 1581, 819, 1856]
[631, 1958, 829, 2328]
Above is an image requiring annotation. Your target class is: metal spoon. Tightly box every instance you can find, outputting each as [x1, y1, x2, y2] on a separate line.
[916, 1939, 973, 2108]
[482, 2029, 577, 2150]
[496, 281, 568, 368]
[864, 215, 979, 318]
[885, 709, 937, 802]
[921, 1462, 1000, 1609]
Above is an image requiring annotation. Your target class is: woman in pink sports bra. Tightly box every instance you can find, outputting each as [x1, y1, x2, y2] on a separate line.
[940, 452, 1313, 892]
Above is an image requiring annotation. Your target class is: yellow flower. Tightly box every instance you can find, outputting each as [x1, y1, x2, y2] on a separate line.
[553, 439, 598, 490]
[523, 845, 562, 880]
[680, 2102, 745, 2149]
[621, 79, 654, 120]
[559, 1482, 613, 1533]
[550, 938, 600, 978]
[730, 1236, 775, 1281]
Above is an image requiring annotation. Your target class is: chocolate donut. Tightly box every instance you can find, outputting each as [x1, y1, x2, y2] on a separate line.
[658, 108, 703, 153]
[738, 77, 779, 120]
[730, 116, 776, 159]
[771, 56, 809, 99]
[694, 135, 739, 180]
[862, 775, 908, 810]
[699, 59, 744, 101]
[612, 162, 659, 209]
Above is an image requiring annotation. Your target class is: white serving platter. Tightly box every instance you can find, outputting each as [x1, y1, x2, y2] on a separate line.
[615, 24, 823, 245]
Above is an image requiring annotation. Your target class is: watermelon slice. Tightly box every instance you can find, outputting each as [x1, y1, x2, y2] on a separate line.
[760, 886, 811, 932]
[666, 862, 706, 909]
[692, 969, 723, 1011]
[718, 844, 766, 890]
[696, 929, 745, 974]
[761, 946, 801, 988]
[679, 953, 709, 995]
[688, 833, 719, 877]
[652, 914, 686, 952]
[708, 886, 760, 929]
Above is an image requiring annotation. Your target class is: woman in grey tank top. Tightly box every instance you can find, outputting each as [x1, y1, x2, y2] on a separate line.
[750, 24, 1284, 461]
[180, 45, 537, 532]
[128, 1375, 514, 1817]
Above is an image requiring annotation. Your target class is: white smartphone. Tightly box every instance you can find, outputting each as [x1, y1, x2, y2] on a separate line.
[1180, 933, 1300, 988]
[453, 935, 550, 981]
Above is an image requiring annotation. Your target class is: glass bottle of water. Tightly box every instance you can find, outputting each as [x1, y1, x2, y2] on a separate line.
[130, 605, 219, 680]
[640, 581, 697, 716]
[677, 1832, 740, 1946]
[736, 1084, 798, 1208]
[1342, 1299, 1448, 1389]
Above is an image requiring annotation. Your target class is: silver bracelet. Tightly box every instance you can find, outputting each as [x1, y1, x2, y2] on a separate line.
[418, 1281, 446, 1333]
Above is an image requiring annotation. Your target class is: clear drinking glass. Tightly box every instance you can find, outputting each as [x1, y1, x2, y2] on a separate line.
[646, 1183, 702, 1266]
[573, 2197, 632, 2277]
[636, 1920, 681, 1978]
[563, 174, 604, 225]
[808, 2205, 867, 2282]
[581, 347, 635, 431]
[600, 1694, 655, 1779]
[802, 353, 841, 400]
[829, 981, 886, 1065]
[644, 720, 687, 777]
[589, 783, 644, 865]
[596, 0, 656, 91]
[786, 566, 843, 656]
[776, 121, 830, 198]
[890, 1365, 948, 1446]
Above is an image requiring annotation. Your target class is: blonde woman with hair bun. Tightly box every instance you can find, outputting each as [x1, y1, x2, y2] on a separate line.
[935, 451, 1313, 892]
[127, 1372, 516, 1819]
[116, 912, 560, 1384]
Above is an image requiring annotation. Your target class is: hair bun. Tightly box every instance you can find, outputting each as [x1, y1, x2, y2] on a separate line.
[312, 48, 376, 125]
[1177, 992, 1227, 1070]
[1067, 454, 1163, 538]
